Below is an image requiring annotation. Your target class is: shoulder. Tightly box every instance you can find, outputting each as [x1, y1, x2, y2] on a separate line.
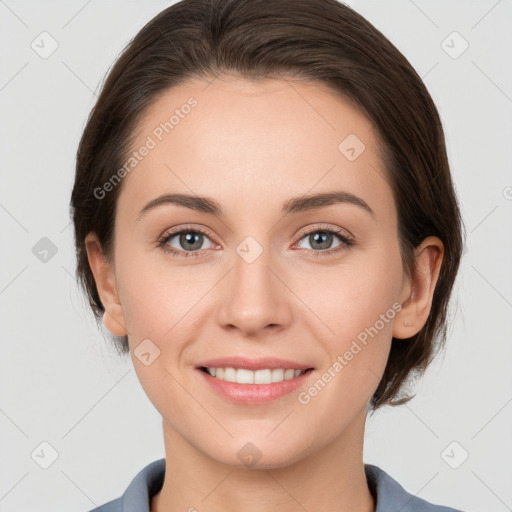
[364, 463, 465, 512]
[87, 459, 166, 512]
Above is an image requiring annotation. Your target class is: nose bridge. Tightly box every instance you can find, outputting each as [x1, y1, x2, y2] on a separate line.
[217, 234, 289, 334]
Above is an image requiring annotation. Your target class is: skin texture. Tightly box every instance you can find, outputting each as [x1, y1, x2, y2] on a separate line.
[85, 76, 444, 512]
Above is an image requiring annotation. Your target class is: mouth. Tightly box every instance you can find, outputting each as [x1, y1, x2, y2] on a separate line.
[195, 363, 316, 405]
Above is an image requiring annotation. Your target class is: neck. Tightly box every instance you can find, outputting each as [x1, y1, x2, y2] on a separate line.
[151, 407, 375, 512]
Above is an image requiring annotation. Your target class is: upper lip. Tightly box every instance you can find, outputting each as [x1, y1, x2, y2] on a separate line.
[196, 356, 314, 371]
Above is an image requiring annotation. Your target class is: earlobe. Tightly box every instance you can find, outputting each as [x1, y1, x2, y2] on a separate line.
[393, 236, 444, 339]
[84, 232, 127, 337]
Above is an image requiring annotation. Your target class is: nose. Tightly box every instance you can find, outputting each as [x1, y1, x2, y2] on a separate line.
[216, 244, 292, 337]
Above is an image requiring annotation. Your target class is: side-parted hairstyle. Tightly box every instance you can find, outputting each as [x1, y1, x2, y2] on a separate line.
[70, 0, 464, 411]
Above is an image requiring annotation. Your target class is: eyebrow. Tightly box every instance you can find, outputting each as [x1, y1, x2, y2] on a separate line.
[136, 190, 375, 222]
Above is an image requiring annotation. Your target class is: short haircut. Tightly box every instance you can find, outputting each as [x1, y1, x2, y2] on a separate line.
[70, 0, 465, 411]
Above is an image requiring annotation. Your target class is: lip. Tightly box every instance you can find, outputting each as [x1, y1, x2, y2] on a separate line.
[195, 356, 313, 371]
[196, 367, 315, 405]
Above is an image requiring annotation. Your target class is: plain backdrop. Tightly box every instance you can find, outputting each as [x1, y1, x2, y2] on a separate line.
[1, 1, 511, 511]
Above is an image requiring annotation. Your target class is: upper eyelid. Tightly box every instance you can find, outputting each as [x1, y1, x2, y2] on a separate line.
[294, 223, 352, 240]
[162, 224, 217, 243]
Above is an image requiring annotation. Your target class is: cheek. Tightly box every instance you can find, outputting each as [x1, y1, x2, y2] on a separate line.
[115, 252, 211, 400]
[296, 245, 402, 393]
[298, 282, 397, 415]
[300, 248, 401, 340]
[116, 250, 207, 341]
[115, 256, 198, 410]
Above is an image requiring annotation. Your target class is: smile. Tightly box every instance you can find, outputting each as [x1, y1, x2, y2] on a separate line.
[201, 367, 307, 384]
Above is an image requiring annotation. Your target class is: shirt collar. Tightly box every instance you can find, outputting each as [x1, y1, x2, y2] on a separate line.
[118, 458, 452, 512]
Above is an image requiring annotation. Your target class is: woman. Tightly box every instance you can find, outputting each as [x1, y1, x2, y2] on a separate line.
[71, 0, 465, 510]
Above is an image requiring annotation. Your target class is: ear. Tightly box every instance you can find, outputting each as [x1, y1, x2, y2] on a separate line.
[393, 236, 444, 339]
[84, 232, 127, 337]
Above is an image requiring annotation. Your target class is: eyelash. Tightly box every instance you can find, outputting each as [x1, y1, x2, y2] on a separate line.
[156, 224, 354, 258]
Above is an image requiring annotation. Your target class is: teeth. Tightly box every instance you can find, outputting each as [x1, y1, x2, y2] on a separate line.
[204, 367, 306, 384]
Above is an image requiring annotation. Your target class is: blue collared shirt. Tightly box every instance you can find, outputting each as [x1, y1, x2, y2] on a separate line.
[87, 459, 464, 512]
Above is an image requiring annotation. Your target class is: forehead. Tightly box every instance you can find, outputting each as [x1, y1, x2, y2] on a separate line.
[117, 75, 395, 226]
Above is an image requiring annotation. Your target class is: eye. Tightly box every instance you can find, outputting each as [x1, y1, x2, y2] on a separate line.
[294, 225, 354, 256]
[156, 224, 354, 258]
[156, 226, 215, 257]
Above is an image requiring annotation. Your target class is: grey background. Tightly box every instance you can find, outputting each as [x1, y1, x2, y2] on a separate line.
[1, 1, 511, 511]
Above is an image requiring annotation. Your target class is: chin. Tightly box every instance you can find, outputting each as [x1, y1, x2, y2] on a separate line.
[204, 436, 312, 471]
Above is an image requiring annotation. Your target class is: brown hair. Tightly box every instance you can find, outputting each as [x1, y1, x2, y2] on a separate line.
[70, 0, 465, 411]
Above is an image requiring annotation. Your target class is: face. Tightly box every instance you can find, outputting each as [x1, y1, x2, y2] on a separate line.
[89, 75, 417, 469]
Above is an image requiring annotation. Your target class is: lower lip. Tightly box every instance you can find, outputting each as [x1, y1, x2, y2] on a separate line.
[196, 368, 314, 405]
